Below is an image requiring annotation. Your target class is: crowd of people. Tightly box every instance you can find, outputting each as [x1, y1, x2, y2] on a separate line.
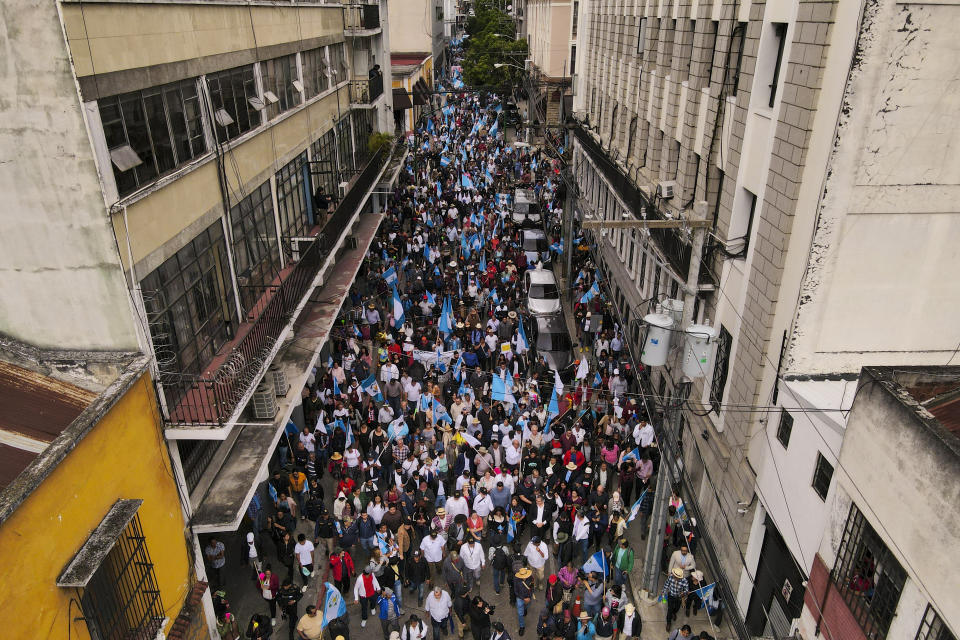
[205, 48, 721, 640]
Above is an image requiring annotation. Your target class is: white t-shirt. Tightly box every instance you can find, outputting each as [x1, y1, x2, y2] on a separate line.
[294, 540, 315, 566]
[419, 535, 446, 562]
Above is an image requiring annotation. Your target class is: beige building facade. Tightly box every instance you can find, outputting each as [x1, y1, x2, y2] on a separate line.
[570, 0, 960, 636]
[526, 0, 575, 125]
[388, 0, 447, 78]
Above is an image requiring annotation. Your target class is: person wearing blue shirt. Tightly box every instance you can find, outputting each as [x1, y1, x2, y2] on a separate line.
[576, 611, 596, 640]
[376, 586, 401, 639]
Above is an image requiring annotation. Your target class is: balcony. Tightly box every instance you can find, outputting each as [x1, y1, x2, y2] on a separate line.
[344, 2, 381, 34]
[160, 143, 395, 431]
[349, 73, 384, 106]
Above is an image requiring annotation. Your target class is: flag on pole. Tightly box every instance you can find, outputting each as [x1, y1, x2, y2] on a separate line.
[426, 290, 436, 305]
[582, 551, 609, 578]
[392, 285, 405, 327]
[580, 281, 600, 304]
[440, 155, 451, 167]
[516, 318, 529, 353]
[332, 376, 342, 398]
[461, 431, 481, 448]
[361, 375, 383, 402]
[491, 374, 516, 404]
[461, 173, 475, 190]
[594, 371, 603, 387]
[452, 354, 464, 381]
[693, 582, 716, 605]
[479, 253, 487, 273]
[554, 369, 565, 398]
[507, 508, 518, 542]
[575, 358, 589, 380]
[382, 266, 397, 285]
[621, 447, 641, 463]
[490, 117, 499, 137]
[627, 489, 648, 524]
[319, 582, 347, 628]
[387, 417, 409, 441]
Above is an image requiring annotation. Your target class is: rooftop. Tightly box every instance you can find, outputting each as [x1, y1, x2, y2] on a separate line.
[866, 365, 960, 445]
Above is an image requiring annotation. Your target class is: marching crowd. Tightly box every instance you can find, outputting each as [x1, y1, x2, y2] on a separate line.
[205, 50, 721, 640]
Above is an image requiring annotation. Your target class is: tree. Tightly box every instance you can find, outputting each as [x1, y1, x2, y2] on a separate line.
[461, 0, 528, 91]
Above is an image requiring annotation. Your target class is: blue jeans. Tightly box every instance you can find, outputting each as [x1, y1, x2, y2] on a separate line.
[584, 601, 601, 618]
[492, 567, 505, 593]
[516, 597, 527, 629]
[578, 538, 590, 563]
[613, 567, 626, 586]
[361, 536, 376, 551]
[394, 579, 404, 607]
[411, 581, 425, 602]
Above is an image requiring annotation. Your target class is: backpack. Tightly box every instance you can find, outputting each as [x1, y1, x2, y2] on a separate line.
[492, 546, 509, 570]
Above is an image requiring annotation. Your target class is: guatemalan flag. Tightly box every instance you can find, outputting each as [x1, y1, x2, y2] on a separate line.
[489, 117, 499, 137]
[320, 582, 347, 627]
[388, 417, 409, 441]
[440, 155, 451, 167]
[461, 173, 475, 190]
[627, 490, 648, 524]
[491, 373, 516, 404]
[580, 280, 600, 304]
[516, 318, 529, 353]
[582, 551, 609, 578]
[361, 375, 383, 402]
[392, 285, 405, 326]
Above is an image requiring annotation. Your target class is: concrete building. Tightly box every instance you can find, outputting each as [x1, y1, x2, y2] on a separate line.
[798, 366, 959, 640]
[1, 0, 403, 635]
[392, 53, 435, 133]
[0, 345, 203, 640]
[569, 0, 960, 636]
[388, 0, 447, 82]
[525, 0, 575, 126]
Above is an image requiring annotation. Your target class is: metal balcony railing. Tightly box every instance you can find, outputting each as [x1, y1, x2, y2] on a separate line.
[160, 143, 394, 426]
[344, 3, 380, 30]
[350, 74, 384, 104]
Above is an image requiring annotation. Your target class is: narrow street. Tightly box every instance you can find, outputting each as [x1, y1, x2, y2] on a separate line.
[208, 41, 731, 640]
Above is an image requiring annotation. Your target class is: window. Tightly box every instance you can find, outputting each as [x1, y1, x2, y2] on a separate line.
[351, 109, 376, 168]
[832, 503, 906, 640]
[776, 410, 793, 448]
[768, 23, 787, 107]
[230, 180, 281, 313]
[336, 115, 354, 174]
[206, 65, 261, 142]
[436, 4, 443, 20]
[141, 221, 238, 375]
[276, 151, 309, 245]
[637, 17, 648, 57]
[260, 54, 301, 119]
[98, 79, 206, 197]
[915, 605, 956, 640]
[627, 115, 638, 159]
[61, 504, 165, 640]
[328, 43, 348, 86]
[570, 45, 576, 75]
[302, 47, 330, 98]
[812, 452, 833, 500]
[310, 127, 339, 201]
[725, 23, 746, 95]
[729, 188, 757, 254]
[571, 1, 579, 36]
[710, 325, 731, 414]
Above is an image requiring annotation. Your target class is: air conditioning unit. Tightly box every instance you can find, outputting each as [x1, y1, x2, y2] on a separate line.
[251, 380, 278, 419]
[524, 59, 532, 71]
[656, 180, 677, 199]
[269, 364, 289, 397]
[338, 181, 350, 200]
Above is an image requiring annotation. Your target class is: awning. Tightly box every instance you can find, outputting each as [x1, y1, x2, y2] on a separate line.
[58, 499, 143, 587]
[393, 88, 413, 110]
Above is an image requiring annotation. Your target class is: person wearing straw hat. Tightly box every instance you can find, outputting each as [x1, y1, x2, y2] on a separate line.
[661, 567, 688, 632]
[576, 611, 596, 640]
[513, 563, 534, 636]
[617, 602, 642, 640]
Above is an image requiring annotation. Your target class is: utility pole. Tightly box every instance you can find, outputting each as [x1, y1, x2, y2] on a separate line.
[640, 200, 709, 600]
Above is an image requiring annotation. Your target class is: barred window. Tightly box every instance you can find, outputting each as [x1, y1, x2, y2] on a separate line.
[276, 151, 309, 246]
[336, 115, 354, 174]
[206, 64, 261, 142]
[328, 42, 348, 86]
[915, 605, 956, 640]
[99, 78, 206, 197]
[310, 128, 339, 201]
[302, 47, 330, 98]
[261, 54, 302, 120]
[59, 502, 164, 640]
[710, 325, 731, 414]
[831, 503, 906, 640]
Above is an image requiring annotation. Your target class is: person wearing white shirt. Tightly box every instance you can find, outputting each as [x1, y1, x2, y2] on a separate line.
[344, 445, 362, 470]
[423, 586, 452, 637]
[378, 404, 395, 426]
[299, 429, 316, 454]
[460, 538, 485, 590]
[634, 421, 655, 448]
[405, 379, 422, 404]
[571, 425, 586, 445]
[367, 499, 387, 525]
[419, 531, 446, 569]
[473, 489, 494, 520]
[504, 439, 522, 470]
[572, 513, 591, 563]
[524, 537, 549, 588]
[380, 361, 399, 384]
[493, 470, 514, 494]
[401, 617, 429, 640]
[445, 494, 470, 522]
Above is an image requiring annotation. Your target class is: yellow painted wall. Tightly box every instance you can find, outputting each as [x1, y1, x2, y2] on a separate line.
[62, 3, 344, 77]
[0, 370, 193, 640]
[112, 87, 348, 271]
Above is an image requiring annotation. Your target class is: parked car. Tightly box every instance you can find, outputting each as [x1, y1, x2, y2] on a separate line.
[525, 268, 561, 316]
[521, 229, 551, 267]
[527, 312, 575, 378]
[512, 189, 543, 229]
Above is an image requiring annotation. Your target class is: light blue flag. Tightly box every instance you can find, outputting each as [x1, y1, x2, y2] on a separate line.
[361, 375, 383, 402]
[489, 118, 499, 137]
[383, 266, 397, 284]
[621, 447, 641, 463]
[387, 417, 409, 441]
[353, 324, 363, 339]
[426, 290, 436, 305]
[436, 349, 448, 373]
[628, 490, 648, 524]
[440, 155, 451, 167]
[693, 583, 716, 608]
[333, 376, 342, 397]
[547, 390, 560, 418]
[507, 508, 518, 542]
[491, 288, 499, 304]
[320, 582, 347, 628]
[452, 355, 463, 381]
[485, 167, 494, 184]
[491, 374, 516, 404]
[582, 551, 609, 578]
[594, 371, 603, 387]
[461, 173, 475, 190]
[436, 181, 443, 197]
[479, 253, 487, 273]
[427, 118, 435, 134]
[432, 398, 452, 423]
[392, 285, 405, 326]
[516, 318, 529, 352]
[419, 394, 432, 412]
[580, 281, 599, 304]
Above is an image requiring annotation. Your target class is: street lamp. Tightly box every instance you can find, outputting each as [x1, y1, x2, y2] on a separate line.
[494, 62, 524, 70]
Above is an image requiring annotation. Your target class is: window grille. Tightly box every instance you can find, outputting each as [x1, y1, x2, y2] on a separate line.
[915, 605, 956, 640]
